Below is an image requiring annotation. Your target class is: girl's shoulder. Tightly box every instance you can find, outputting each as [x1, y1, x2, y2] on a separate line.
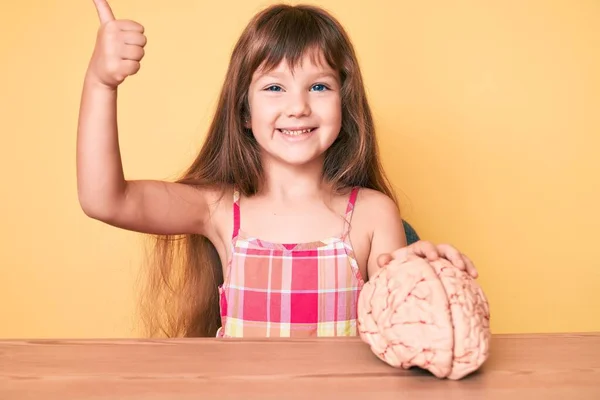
[353, 187, 399, 215]
[351, 186, 404, 239]
[343, 187, 405, 279]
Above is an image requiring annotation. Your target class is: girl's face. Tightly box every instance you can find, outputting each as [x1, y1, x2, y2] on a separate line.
[246, 51, 342, 168]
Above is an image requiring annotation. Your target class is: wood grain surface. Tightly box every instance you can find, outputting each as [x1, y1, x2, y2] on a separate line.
[1, 333, 599, 399]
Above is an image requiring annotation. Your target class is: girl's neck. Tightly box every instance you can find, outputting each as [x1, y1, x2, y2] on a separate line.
[259, 155, 330, 201]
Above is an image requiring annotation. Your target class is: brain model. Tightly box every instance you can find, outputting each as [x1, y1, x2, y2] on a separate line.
[357, 253, 491, 380]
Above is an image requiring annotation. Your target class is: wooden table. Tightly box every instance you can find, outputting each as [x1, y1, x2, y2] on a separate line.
[1, 333, 599, 399]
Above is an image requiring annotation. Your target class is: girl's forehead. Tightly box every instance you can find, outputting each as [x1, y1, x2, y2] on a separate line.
[252, 50, 337, 80]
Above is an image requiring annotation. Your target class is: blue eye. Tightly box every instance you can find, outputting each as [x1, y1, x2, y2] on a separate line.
[265, 85, 282, 92]
[311, 84, 328, 91]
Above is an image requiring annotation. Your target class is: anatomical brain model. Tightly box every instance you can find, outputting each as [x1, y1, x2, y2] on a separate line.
[357, 253, 491, 380]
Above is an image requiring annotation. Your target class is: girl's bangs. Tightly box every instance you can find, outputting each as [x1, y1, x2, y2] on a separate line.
[247, 8, 344, 76]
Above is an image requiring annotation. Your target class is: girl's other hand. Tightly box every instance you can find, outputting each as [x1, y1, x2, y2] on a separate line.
[377, 240, 478, 279]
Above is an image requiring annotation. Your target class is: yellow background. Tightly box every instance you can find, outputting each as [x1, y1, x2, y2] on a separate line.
[1, 0, 598, 338]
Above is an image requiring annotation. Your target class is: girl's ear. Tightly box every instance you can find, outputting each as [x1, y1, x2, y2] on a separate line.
[244, 117, 252, 129]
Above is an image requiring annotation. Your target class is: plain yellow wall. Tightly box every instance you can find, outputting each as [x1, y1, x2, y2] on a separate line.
[1, 0, 598, 339]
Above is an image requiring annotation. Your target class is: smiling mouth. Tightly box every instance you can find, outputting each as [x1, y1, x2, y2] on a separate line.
[277, 128, 317, 136]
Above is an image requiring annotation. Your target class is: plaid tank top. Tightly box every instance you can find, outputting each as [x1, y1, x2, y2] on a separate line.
[216, 187, 365, 338]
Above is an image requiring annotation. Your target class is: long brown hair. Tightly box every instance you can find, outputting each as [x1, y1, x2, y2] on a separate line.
[138, 3, 397, 338]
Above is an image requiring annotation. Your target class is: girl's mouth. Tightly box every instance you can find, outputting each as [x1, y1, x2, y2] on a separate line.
[277, 127, 316, 136]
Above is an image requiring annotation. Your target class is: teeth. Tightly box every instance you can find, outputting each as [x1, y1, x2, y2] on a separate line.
[280, 128, 313, 136]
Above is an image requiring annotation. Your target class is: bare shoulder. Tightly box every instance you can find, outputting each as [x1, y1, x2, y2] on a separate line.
[354, 187, 389, 201]
[354, 188, 400, 223]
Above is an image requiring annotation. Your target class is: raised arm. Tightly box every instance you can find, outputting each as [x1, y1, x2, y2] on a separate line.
[77, 0, 213, 236]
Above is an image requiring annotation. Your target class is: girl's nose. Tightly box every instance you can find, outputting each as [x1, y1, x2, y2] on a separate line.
[285, 91, 312, 118]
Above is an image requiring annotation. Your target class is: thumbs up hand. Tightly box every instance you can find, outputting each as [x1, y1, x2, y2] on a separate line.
[87, 0, 147, 89]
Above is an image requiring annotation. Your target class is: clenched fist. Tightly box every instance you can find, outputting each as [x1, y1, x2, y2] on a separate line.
[87, 0, 147, 89]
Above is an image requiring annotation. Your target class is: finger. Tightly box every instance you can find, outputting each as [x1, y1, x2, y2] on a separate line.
[121, 60, 142, 76]
[116, 19, 145, 33]
[390, 247, 410, 262]
[122, 31, 147, 47]
[437, 243, 463, 267]
[444, 245, 466, 269]
[93, 0, 115, 25]
[417, 241, 439, 261]
[462, 254, 478, 278]
[120, 44, 145, 61]
[403, 241, 428, 260]
[377, 254, 393, 268]
[452, 254, 466, 270]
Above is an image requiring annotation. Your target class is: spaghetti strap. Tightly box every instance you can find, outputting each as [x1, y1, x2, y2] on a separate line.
[342, 187, 360, 239]
[232, 188, 241, 240]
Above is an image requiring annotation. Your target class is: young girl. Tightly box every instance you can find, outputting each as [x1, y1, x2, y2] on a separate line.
[78, 0, 478, 338]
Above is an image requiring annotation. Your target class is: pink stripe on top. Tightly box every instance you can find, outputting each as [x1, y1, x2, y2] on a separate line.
[217, 187, 365, 338]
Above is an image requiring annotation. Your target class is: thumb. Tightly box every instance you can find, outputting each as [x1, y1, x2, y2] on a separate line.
[377, 253, 393, 269]
[93, 0, 115, 24]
